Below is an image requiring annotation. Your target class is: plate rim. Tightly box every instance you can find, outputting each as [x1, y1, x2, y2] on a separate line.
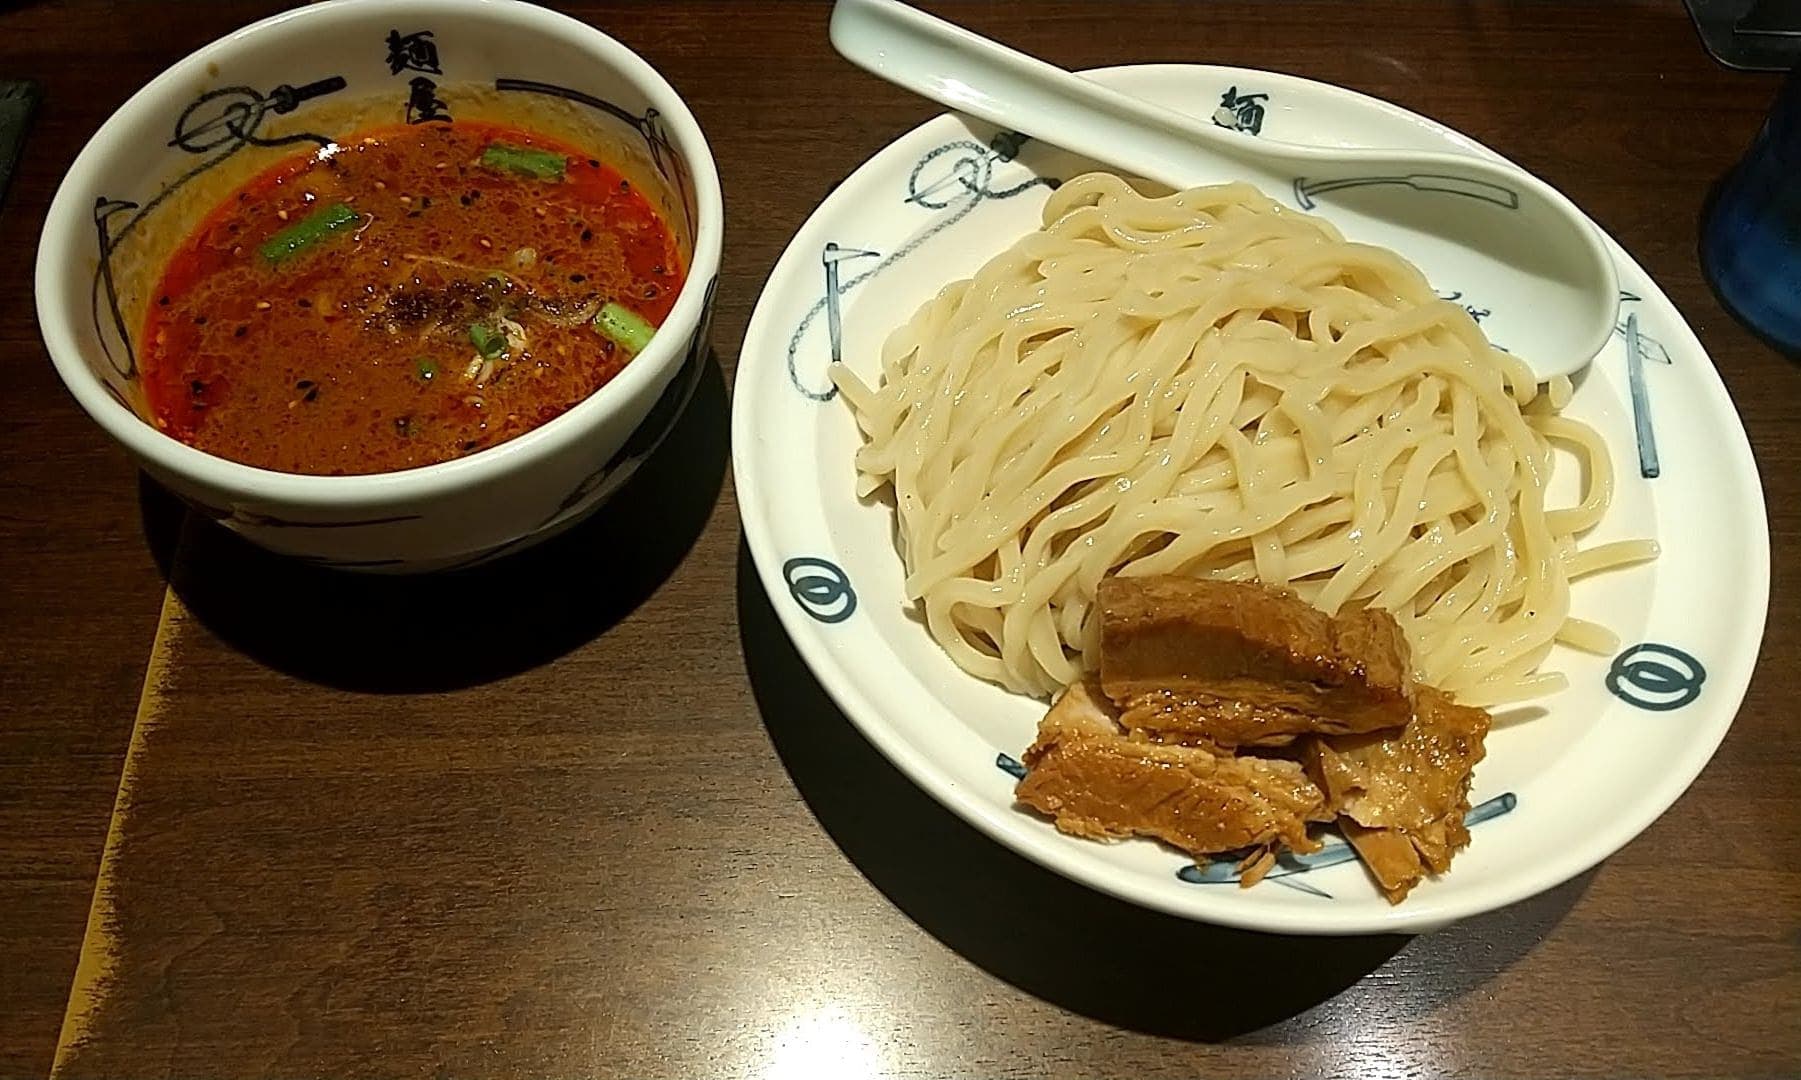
[732, 62, 1772, 934]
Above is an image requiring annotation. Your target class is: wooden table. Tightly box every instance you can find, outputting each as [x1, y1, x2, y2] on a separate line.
[3, 3, 1796, 1077]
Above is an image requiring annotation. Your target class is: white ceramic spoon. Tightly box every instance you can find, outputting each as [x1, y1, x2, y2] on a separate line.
[830, 0, 1620, 380]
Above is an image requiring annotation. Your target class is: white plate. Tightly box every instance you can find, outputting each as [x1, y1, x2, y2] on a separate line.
[732, 64, 1769, 934]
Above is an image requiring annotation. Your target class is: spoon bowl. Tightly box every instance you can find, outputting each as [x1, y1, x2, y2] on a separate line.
[830, 0, 1619, 380]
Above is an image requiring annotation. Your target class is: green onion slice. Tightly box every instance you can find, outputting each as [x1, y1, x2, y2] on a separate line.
[258, 203, 359, 264]
[479, 143, 566, 181]
[468, 323, 506, 359]
[594, 302, 656, 354]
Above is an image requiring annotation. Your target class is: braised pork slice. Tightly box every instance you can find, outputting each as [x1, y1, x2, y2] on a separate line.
[1308, 687, 1490, 902]
[1097, 576, 1414, 746]
[1016, 678, 1330, 858]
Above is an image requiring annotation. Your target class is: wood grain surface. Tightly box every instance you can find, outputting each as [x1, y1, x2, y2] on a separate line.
[2, 3, 1797, 1078]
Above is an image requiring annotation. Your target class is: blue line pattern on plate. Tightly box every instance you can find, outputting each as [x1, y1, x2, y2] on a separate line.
[1211, 86, 1269, 136]
[1292, 173, 1521, 212]
[783, 557, 857, 624]
[824, 243, 880, 371]
[1615, 292, 1676, 365]
[786, 131, 1061, 401]
[990, 752, 1517, 900]
[1623, 313, 1661, 478]
[1607, 643, 1705, 711]
[1174, 792, 1520, 899]
[1615, 292, 1672, 479]
[1435, 289, 1492, 326]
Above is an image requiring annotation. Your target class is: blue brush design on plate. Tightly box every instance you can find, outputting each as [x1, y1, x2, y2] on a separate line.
[1615, 292, 1673, 479]
[1211, 86, 1269, 135]
[824, 243, 880, 369]
[787, 131, 1060, 401]
[1607, 643, 1705, 711]
[1292, 173, 1520, 212]
[1175, 792, 1519, 899]
[784, 557, 857, 623]
[1615, 292, 1676, 364]
[1435, 289, 1509, 352]
[1435, 289, 1492, 326]
[991, 752, 1516, 900]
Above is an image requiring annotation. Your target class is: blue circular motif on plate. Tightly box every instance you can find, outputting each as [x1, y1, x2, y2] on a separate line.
[783, 557, 856, 624]
[1606, 642, 1705, 711]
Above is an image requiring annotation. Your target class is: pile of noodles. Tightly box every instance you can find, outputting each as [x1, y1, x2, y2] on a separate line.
[832, 174, 1655, 706]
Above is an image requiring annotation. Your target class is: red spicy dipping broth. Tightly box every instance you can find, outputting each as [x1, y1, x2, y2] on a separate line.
[142, 121, 686, 475]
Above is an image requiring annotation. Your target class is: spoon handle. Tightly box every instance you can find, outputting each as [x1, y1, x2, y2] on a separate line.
[830, 0, 1250, 189]
[831, 0, 1620, 376]
[830, 0, 1577, 204]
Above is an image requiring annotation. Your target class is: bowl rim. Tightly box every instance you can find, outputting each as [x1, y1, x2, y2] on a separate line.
[34, 0, 723, 506]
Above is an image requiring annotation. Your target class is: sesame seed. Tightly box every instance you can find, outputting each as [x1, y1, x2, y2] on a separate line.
[277, 209, 289, 221]
[256, 300, 272, 310]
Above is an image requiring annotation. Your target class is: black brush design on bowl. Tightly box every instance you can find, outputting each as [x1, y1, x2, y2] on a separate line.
[90, 76, 347, 384]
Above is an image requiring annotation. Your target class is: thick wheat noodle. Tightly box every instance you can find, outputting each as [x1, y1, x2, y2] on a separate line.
[831, 173, 1658, 706]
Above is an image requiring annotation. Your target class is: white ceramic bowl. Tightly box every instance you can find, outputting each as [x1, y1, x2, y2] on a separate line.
[37, 0, 722, 571]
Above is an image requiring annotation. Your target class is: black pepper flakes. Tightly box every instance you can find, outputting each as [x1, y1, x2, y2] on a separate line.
[297, 298, 311, 309]
[580, 228, 593, 243]
[569, 273, 586, 283]
[233, 325, 247, 338]
[158, 295, 171, 307]
[193, 315, 207, 325]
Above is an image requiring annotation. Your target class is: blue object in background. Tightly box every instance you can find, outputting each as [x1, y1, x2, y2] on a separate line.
[1702, 65, 1801, 356]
